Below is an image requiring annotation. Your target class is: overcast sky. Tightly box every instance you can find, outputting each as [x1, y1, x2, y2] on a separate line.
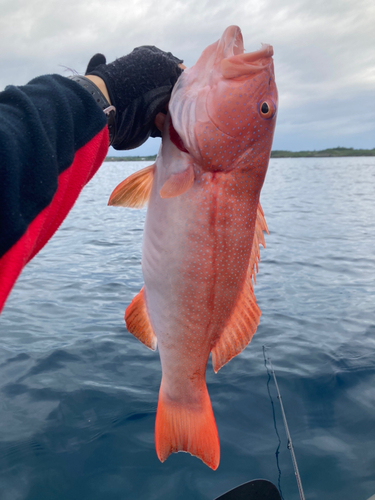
[1, 0, 374, 155]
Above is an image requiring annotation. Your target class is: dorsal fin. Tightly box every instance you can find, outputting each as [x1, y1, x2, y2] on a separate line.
[125, 287, 157, 350]
[249, 203, 269, 285]
[108, 164, 155, 208]
[211, 203, 268, 373]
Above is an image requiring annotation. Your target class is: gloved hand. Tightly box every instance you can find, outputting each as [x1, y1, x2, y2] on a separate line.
[85, 47, 183, 150]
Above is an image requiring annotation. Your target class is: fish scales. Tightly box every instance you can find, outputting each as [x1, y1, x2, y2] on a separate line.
[108, 25, 278, 470]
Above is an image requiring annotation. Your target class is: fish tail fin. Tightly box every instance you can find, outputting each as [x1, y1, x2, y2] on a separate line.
[155, 380, 220, 470]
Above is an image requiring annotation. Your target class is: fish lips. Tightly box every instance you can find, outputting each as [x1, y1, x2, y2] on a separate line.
[221, 45, 274, 79]
[217, 26, 274, 79]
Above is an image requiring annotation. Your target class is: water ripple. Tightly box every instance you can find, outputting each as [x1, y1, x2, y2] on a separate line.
[0, 158, 375, 499]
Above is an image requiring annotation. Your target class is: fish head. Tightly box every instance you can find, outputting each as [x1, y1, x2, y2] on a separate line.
[169, 25, 278, 176]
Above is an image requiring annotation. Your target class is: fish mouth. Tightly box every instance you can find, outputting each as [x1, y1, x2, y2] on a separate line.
[219, 25, 273, 79]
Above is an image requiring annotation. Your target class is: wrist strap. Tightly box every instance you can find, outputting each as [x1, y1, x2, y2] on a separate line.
[70, 75, 117, 145]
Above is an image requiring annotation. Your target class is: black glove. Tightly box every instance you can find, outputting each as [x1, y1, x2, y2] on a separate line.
[85, 47, 183, 150]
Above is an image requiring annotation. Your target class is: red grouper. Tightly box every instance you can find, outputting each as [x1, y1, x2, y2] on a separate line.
[108, 25, 278, 470]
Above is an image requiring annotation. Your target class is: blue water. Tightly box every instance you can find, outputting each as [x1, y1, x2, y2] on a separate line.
[1, 157, 375, 500]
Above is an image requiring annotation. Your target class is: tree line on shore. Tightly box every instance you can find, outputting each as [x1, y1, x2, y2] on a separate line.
[105, 147, 375, 162]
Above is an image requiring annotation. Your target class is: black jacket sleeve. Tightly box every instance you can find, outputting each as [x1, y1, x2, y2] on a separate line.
[0, 74, 109, 313]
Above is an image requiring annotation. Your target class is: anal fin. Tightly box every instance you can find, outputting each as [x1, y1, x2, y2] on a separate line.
[108, 163, 155, 208]
[211, 202, 268, 373]
[125, 287, 157, 350]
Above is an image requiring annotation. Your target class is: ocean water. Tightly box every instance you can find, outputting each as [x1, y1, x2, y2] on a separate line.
[1, 157, 375, 500]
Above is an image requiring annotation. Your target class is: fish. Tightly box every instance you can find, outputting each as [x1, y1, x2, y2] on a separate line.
[108, 25, 278, 470]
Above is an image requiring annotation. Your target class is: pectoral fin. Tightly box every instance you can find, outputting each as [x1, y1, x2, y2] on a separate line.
[108, 164, 155, 208]
[211, 203, 268, 372]
[125, 287, 157, 350]
[159, 164, 194, 199]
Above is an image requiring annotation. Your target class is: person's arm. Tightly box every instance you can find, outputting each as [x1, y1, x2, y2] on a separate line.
[0, 74, 109, 313]
[0, 46, 183, 314]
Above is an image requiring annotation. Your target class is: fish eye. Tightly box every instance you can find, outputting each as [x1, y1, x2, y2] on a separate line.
[259, 100, 275, 119]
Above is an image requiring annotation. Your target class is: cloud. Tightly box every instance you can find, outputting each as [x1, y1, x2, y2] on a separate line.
[0, 0, 374, 152]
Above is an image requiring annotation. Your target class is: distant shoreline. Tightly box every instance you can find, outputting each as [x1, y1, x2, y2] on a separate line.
[105, 147, 375, 162]
[271, 147, 375, 158]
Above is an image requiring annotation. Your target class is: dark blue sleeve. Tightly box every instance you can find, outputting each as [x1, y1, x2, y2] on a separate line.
[0, 74, 109, 313]
[0, 74, 108, 258]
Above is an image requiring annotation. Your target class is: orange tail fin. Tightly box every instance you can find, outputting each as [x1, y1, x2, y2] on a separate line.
[155, 381, 220, 470]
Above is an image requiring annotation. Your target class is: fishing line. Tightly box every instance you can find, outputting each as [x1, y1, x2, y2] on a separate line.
[263, 346, 306, 500]
[263, 345, 284, 500]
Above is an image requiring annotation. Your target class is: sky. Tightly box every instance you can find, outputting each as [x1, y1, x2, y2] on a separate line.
[0, 0, 374, 156]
